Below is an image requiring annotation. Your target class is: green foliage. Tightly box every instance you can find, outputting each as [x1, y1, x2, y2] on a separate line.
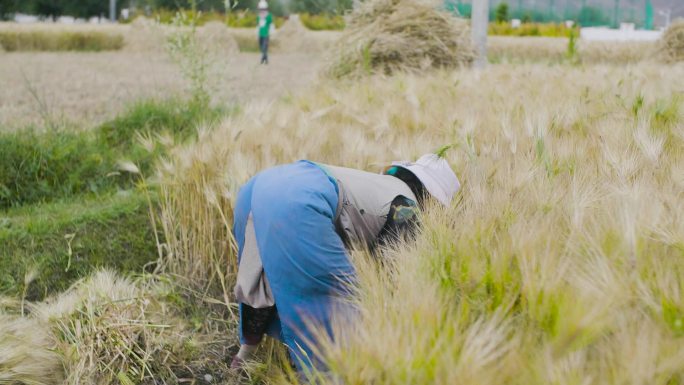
[0, 99, 225, 209]
[0, 193, 158, 300]
[151, 0, 226, 11]
[290, 0, 352, 15]
[300, 12, 345, 30]
[224, 10, 286, 28]
[577, 6, 611, 27]
[97, 99, 225, 172]
[0, 96, 229, 302]
[226, 10, 258, 27]
[96, 99, 221, 149]
[166, 8, 211, 107]
[5, 0, 155, 19]
[566, 28, 579, 64]
[489, 22, 578, 37]
[495, 2, 509, 23]
[434, 144, 453, 158]
[0, 30, 124, 52]
[0, 130, 131, 209]
[662, 299, 684, 337]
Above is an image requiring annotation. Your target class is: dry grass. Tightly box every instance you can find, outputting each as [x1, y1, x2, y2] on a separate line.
[326, 0, 475, 78]
[0, 270, 239, 385]
[0, 29, 124, 52]
[0, 50, 320, 130]
[2, 20, 684, 384]
[0, 315, 63, 385]
[158, 62, 684, 384]
[0, 22, 662, 129]
[227, 17, 339, 54]
[489, 36, 655, 64]
[659, 19, 684, 63]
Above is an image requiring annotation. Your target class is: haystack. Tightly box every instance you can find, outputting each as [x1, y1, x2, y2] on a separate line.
[0, 271, 191, 385]
[659, 19, 684, 63]
[276, 14, 311, 52]
[124, 16, 166, 52]
[327, 0, 475, 78]
[0, 316, 63, 385]
[198, 21, 239, 54]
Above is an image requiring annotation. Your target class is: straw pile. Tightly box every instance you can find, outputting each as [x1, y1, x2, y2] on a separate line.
[659, 19, 684, 63]
[124, 16, 166, 52]
[0, 315, 63, 385]
[0, 270, 223, 385]
[327, 0, 475, 78]
[199, 21, 239, 54]
[276, 14, 312, 52]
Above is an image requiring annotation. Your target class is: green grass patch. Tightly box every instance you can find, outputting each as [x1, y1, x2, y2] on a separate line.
[0, 30, 124, 52]
[300, 13, 345, 31]
[0, 192, 158, 300]
[0, 129, 134, 209]
[0, 97, 228, 299]
[97, 99, 224, 150]
[0, 99, 226, 209]
[488, 22, 578, 37]
[224, 11, 286, 28]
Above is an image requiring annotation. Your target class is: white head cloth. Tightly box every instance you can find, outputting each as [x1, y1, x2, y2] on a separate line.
[258, 0, 268, 9]
[392, 154, 460, 207]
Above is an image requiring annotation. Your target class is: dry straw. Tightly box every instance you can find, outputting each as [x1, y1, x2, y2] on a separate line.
[659, 19, 684, 63]
[0, 316, 63, 385]
[198, 21, 239, 54]
[326, 0, 475, 78]
[157, 63, 684, 384]
[0, 270, 237, 385]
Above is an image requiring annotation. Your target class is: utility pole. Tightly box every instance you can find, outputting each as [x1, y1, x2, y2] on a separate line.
[109, 0, 116, 22]
[658, 8, 671, 28]
[613, 0, 620, 28]
[472, 0, 489, 68]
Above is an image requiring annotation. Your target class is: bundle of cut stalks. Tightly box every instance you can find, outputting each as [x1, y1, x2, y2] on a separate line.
[659, 19, 684, 63]
[0, 270, 233, 385]
[0, 316, 63, 385]
[124, 16, 166, 52]
[199, 21, 239, 54]
[327, 0, 475, 78]
[276, 14, 311, 53]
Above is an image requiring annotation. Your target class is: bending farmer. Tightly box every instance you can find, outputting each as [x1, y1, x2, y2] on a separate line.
[231, 154, 460, 371]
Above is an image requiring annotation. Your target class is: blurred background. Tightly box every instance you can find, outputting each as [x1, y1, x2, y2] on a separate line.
[1, 0, 682, 29]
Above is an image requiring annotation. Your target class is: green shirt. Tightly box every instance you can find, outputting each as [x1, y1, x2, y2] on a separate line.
[258, 13, 272, 37]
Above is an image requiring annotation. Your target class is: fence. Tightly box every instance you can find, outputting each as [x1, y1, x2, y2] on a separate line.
[445, 0, 663, 29]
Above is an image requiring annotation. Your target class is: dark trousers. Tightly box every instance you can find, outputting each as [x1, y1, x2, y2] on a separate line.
[259, 36, 269, 64]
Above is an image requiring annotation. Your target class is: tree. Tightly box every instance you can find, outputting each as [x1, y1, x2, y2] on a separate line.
[152, 0, 226, 11]
[290, 0, 351, 15]
[495, 1, 508, 23]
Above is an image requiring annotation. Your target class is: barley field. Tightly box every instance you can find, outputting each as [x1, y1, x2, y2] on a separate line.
[1, 13, 683, 385]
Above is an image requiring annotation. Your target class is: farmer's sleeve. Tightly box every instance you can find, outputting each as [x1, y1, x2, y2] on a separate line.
[376, 195, 420, 247]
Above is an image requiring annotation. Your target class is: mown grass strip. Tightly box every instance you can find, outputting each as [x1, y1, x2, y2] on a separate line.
[0, 192, 158, 300]
[0, 99, 226, 209]
[0, 129, 134, 209]
[0, 30, 124, 52]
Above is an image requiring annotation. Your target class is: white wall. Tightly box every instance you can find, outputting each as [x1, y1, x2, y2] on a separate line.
[580, 27, 663, 41]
